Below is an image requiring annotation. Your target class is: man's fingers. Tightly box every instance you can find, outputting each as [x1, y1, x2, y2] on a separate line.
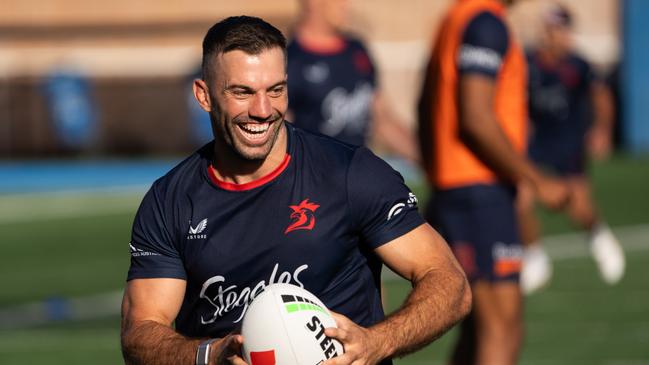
[329, 311, 353, 328]
[324, 326, 349, 342]
[217, 335, 247, 364]
[229, 334, 244, 347]
[322, 352, 352, 365]
[221, 335, 242, 353]
[226, 354, 249, 365]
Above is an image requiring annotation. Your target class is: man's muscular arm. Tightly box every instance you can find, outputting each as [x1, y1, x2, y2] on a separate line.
[587, 79, 615, 160]
[323, 224, 472, 365]
[121, 278, 199, 364]
[121, 278, 246, 365]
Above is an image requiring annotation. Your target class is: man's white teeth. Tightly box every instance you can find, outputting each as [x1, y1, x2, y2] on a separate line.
[240, 123, 270, 134]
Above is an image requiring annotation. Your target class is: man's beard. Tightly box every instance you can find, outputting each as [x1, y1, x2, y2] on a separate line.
[211, 111, 284, 162]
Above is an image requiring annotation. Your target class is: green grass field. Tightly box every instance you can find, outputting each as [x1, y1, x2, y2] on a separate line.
[0, 154, 648, 364]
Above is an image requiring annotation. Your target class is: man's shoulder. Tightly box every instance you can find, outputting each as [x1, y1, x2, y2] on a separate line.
[463, 10, 508, 43]
[286, 37, 302, 55]
[150, 142, 211, 194]
[288, 123, 360, 165]
[342, 34, 369, 52]
[450, 0, 506, 25]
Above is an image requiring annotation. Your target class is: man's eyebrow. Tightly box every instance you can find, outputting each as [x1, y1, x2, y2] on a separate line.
[225, 81, 287, 92]
[225, 84, 255, 92]
[267, 80, 287, 90]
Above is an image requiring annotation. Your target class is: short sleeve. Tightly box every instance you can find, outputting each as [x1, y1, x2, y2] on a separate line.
[576, 56, 597, 85]
[347, 148, 425, 249]
[127, 182, 187, 281]
[458, 11, 509, 78]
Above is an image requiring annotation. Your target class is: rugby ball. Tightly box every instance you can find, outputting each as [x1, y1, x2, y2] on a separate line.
[241, 283, 344, 365]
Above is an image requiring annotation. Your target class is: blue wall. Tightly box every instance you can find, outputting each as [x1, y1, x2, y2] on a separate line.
[623, 0, 649, 153]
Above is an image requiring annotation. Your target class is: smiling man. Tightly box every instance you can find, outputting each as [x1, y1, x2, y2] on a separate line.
[120, 16, 470, 365]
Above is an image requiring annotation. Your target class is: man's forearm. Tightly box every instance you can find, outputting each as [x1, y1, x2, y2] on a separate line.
[592, 82, 614, 131]
[121, 319, 202, 365]
[369, 266, 471, 359]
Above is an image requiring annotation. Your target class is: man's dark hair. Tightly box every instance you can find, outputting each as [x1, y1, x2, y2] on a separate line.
[201, 16, 287, 80]
[545, 4, 573, 28]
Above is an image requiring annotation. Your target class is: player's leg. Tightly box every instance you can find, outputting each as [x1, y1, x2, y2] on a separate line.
[472, 281, 523, 365]
[519, 140, 557, 294]
[471, 185, 524, 365]
[565, 175, 597, 229]
[516, 181, 552, 294]
[425, 191, 478, 365]
[435, 185, 524, 365]
[565, 176, 625, 284]
[448, 281, 523, 365]
[449, 310, 476, 365]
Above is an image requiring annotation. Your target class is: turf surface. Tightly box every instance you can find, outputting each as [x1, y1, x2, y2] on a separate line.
[0, 154, 647, 364]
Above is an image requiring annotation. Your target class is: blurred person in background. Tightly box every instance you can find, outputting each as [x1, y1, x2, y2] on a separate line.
[517, 3, 625, 295]
[418, 0, 569, 363]
[287, 0, 419, 162]
[121, 15, 471, 365]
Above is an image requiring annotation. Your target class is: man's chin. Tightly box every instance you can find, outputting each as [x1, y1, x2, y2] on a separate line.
[233, 143, 274, 162]
[224, 120, 284, 162]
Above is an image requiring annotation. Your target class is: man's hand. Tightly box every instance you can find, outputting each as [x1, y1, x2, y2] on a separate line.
[211, 334, 248, 365]
[322, 312, 386, 365]
[532, 172, 570, 211]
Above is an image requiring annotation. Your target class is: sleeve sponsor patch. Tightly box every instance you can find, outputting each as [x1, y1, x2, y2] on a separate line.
[458, 44, 503, 74]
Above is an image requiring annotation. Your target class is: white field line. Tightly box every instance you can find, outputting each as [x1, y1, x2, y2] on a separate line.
[0, 189, 145, 224]
[383, 224, 649, 280]
[0, 336, 118, 352]
[543, 224, 649, 261]
[0, 291, 124, 330]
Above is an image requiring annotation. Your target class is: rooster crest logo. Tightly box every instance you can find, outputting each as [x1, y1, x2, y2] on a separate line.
[285, 199, 320, 234]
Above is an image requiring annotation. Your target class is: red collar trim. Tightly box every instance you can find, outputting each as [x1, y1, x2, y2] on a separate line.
[297, 36, 347, 55]
[207, 154, 291, 191]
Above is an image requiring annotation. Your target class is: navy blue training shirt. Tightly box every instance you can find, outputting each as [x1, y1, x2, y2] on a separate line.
[287, 36, 376, 146]
[526, 51, 596, 174]
[458, 11, 509, 78]
[527, 51, 595, 142]
[127, 122, 424, 342]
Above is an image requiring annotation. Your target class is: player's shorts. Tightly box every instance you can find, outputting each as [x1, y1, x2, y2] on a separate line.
[425, 183, 522, 283]
[528, 135, 586, 176]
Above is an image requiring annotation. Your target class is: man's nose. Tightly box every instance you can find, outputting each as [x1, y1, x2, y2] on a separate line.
[249, 93, 272, 120]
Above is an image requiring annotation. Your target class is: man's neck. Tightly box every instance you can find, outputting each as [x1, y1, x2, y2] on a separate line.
[210, 124, 288, 185]
[538, 46, 566, 65]
[295, 13, 342, 49]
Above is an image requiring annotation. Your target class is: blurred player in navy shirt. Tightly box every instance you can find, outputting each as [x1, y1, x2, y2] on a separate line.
[517, 4, 625, 294]
[120, 16, 470, 365]
[287, 0, 418, 162]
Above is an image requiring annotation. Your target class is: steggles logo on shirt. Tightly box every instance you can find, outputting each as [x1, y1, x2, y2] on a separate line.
[188, 218, 208, 240]
[199, 262, 309, 324]
[285, 199, 320, 234]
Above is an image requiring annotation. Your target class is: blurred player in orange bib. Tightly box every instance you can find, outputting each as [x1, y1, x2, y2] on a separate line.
[418, 0, 568, 363]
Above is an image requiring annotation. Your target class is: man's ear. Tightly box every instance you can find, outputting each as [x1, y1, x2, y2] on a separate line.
[193, 79, 212, 112]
